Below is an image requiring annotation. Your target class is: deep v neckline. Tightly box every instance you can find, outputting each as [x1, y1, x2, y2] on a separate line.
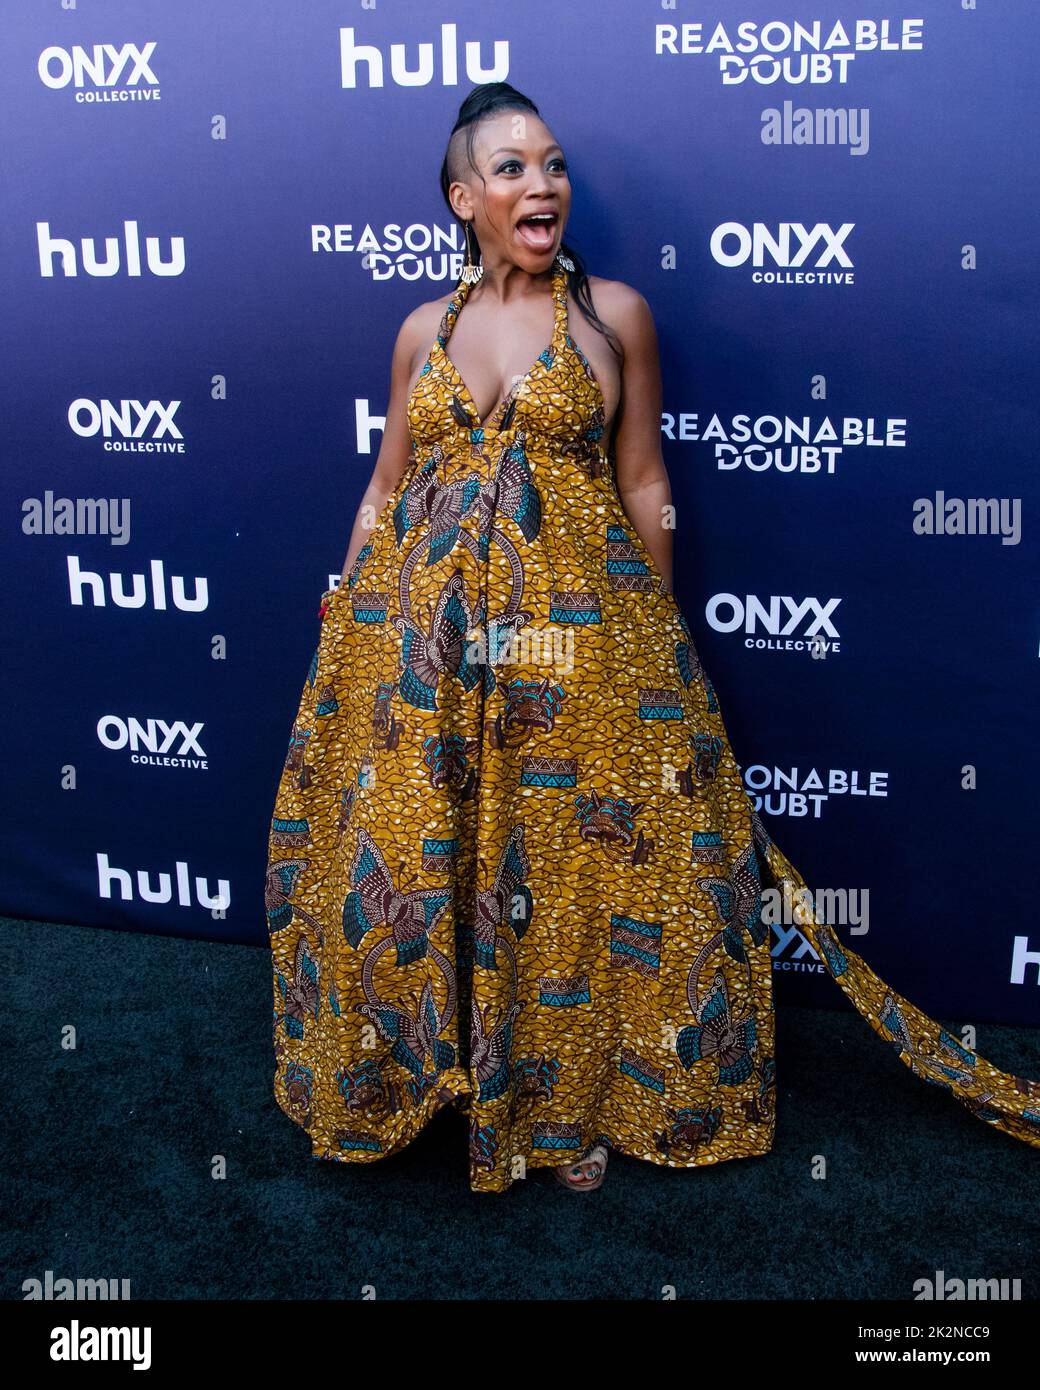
[434, 262, 567, 432]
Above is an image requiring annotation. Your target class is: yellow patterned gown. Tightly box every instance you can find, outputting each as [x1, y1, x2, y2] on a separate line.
[264, 262, 1040, 1192]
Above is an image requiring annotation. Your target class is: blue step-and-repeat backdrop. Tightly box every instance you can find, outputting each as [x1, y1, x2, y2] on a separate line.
[3, 1, 1037, 1027]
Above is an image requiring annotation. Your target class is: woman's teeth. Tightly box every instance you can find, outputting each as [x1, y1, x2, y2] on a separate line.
[517, 215, 556, 248]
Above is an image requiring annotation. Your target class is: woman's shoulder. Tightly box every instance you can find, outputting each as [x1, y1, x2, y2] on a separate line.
[399, 282, 455, 337]
[584, 275, 658, 353]
[586, 273, 654, 321]
[388, 283, 456, 368]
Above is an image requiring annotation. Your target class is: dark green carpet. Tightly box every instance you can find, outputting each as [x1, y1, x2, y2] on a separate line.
[3, 916, 1037, 1301]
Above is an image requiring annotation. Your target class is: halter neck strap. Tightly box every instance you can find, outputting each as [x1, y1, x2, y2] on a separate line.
[440, 261, 568, 350]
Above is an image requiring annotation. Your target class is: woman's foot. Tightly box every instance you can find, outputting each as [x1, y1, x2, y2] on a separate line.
[554, 1143, 608, 1192]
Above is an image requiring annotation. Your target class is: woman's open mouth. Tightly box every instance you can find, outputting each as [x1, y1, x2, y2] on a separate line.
[515, 211, 558, 251]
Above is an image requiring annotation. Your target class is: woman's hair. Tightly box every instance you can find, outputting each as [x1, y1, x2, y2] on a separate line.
[439, 82, 622, 364]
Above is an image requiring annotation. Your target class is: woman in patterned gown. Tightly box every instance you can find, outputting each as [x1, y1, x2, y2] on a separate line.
[264, 82, 1040, 1194]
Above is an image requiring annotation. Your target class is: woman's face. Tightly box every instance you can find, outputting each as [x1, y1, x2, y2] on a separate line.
[450, 111, 571, 271]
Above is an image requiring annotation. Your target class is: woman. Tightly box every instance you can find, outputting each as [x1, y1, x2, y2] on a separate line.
[265, 82, 1040, 1193]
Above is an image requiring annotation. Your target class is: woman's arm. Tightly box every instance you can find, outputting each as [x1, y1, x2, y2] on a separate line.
[609, 286, 674, 592]
[337, 308, 427, 585]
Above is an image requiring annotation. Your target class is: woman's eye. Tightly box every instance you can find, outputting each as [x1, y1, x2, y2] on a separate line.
[497, 159, 568, 176]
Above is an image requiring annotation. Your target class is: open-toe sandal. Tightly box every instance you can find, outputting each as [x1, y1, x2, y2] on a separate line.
[554, 1142, 609, 1192]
